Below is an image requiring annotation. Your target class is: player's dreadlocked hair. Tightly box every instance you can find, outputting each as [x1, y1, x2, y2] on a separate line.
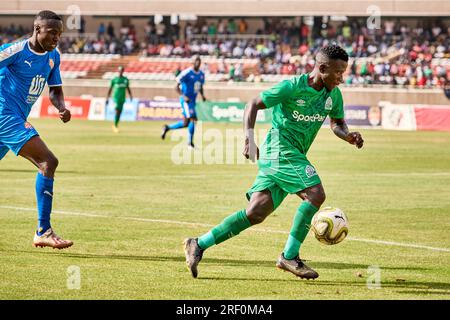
[35, 10, 62, 21]
[320, 45, 349, 62]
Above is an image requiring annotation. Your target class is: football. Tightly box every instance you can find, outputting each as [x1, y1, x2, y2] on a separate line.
[311, 207, 349, 245]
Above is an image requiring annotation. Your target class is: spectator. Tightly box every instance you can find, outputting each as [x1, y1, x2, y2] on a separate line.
[217, 19, 226, 34]
[107, 22, 115, 39]
[98, 23, 105, 37]
[227, 19, 237, 35]
[238, 19, 248, 34]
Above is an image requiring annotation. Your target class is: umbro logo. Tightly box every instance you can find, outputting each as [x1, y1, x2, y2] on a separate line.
[24, 60, 32, 67]
[296, 99, 306, 107]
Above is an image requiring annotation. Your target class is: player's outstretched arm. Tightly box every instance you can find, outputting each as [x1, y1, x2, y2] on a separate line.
[49, 86, 71, 123]
[330, 117, 364, 149]
[105, 86, 112, 105]
[243, 97, 266, 161]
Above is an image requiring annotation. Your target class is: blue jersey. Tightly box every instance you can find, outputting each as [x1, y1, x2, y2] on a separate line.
[176, 68, 205, 102]
[0, 39, 62, 119]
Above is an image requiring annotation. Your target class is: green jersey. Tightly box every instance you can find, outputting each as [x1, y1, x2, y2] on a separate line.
[246, 74, 345, 207]
[260, 73, 344, 155]
[110, 76, 129, 103]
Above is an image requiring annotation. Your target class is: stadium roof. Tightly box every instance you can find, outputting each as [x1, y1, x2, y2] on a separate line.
[1, 0, 449, 17]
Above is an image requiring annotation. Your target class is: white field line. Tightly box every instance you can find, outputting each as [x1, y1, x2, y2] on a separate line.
[1, 205, 449, 253]
[3, 173, 450, 180]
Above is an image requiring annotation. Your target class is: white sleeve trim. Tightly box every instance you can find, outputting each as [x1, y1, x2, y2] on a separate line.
[0, 40, 26, 63]
[175, 68, 191, 83]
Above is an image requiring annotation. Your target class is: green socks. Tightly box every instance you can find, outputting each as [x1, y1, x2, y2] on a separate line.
[197, 202, 317, 258]
[198, 210, 251, 250]
[114, 113, 120, 127]
[283, 201, 318, 259]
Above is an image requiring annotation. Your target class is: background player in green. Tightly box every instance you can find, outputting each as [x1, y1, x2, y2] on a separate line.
[106, 66, 133, 133]
[184, 45, 364, 279]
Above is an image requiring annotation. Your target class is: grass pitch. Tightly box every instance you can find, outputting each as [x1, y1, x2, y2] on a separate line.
[0, 119, 449, 299]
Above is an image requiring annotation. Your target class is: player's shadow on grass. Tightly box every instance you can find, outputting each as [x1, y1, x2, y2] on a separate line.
[0, 169, 79, 174]
[21, 250, 428, 272]
[304, 280, 450, 294]
[310, 261, 428, 271]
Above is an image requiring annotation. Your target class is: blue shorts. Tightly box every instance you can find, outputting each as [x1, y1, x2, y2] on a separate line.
[0, 113, 39, 160]
[180, 97, 197, 119]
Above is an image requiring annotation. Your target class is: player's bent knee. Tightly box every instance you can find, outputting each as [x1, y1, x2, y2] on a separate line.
[40, 155, 59, 174]
[310, 188, 326, 207]
[246, 205, 271, 225]
[246, 211, 266, 225]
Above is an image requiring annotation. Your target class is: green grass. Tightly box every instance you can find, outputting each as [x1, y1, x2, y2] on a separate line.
[0, 119, 449, 300]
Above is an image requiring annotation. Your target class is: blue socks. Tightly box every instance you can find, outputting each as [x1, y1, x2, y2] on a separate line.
[188, 121, 195, 145]
[36, 173, 54, 235]
[167, 120, 195, 145]
[168, 121, 185, 130]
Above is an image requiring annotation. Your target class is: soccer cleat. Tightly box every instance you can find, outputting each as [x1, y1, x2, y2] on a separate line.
[33, 228, 73, 249]
[183, 238, 204, 278]
[276, 253, 319, 280]
[112, 125, 119, 133]
[161, 125, 169, 140]
[188, 142, 195, 150]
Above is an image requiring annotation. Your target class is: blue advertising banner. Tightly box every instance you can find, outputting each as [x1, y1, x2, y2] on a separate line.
[323, 105, 381, 127]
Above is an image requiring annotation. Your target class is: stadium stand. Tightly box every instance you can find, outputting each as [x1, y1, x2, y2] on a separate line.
[0, 17, 448, 87]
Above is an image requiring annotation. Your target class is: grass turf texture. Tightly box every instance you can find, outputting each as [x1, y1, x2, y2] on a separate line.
[0, 119, 449, 299]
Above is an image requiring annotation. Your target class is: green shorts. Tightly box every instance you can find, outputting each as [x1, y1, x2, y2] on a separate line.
[246, 137, 321, 210]
[114, 100, 125, 111]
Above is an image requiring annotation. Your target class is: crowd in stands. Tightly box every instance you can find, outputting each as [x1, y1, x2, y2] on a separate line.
[0, 24, 32, 43]
[57, 22, 139, 55]
[0, 17, 448, 88]
[139, 18, 449, 88]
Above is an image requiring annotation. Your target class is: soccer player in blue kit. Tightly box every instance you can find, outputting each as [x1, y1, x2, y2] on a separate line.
[0, 11, 73, 249]
[161, 56, 207, 148]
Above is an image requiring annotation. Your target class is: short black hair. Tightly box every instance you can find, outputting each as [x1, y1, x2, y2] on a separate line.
[35, 10, 62, 21]
[320, 45, 349, 62]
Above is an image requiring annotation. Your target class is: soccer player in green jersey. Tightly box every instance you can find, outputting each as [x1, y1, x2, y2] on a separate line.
[106, 66, 133, 133]
[184, 45, 364, 279]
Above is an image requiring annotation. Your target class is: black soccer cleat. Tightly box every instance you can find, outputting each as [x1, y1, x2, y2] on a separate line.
[276, 253, 319, 280]
[161, 125, 169, 140]
[183, 238, 204, 278]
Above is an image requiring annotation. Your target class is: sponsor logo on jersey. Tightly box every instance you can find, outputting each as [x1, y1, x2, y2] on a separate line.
[28, 75, 46, 96]
[325, 97, 333, 110]
[305, 165, 318, 178]
[292, 110, 325, 122]
[24, 60, 32, 67]
[49, 58, 54, 69]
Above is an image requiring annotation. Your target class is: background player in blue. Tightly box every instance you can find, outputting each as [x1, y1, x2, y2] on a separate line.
[161, 56, 207, 148]
[0, 11, 73, 249]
